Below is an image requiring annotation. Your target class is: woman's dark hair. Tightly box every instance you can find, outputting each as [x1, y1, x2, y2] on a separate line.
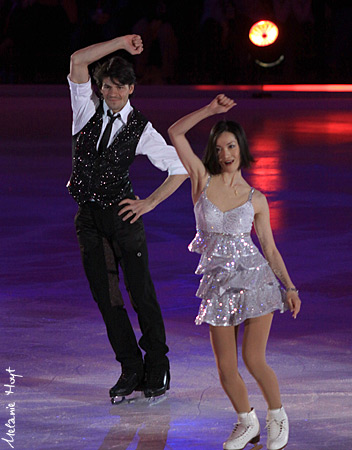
[93, 56, 136, 89]
[203, 120, 255, 175]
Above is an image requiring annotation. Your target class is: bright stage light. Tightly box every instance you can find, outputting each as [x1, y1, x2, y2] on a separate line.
[249, 20, 279, 47]
[248, 20, 283, 69]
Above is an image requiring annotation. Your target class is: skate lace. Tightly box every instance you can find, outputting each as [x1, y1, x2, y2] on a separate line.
[265, 418, 287, 437]
[231, 422, 249, 438]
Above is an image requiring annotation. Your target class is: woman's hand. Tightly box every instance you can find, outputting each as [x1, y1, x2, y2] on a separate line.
[208, 94, 236, 115]
[286, 291, 301, 319]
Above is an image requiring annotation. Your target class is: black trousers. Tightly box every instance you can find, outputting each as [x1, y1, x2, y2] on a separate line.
[74, 202, 169, 373]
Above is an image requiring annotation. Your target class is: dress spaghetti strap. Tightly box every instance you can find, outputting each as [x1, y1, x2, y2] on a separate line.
[248, 187, 255, 202]
[202, 175, 212, 194]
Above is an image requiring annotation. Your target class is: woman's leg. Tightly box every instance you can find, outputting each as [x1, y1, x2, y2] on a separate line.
[209, 325, 251, 413]
[242, 313, 282, 409]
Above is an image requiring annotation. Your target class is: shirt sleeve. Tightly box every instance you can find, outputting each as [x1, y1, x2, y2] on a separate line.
[68, 76, 99, 135]
[136, 122, 188, 175]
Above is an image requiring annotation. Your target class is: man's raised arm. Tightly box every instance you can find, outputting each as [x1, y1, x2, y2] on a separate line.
[69, 35, 143, 84]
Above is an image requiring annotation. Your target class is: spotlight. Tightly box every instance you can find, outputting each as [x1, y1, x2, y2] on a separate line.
[249, 20, 279, 47]
[248, 20, 284, 68]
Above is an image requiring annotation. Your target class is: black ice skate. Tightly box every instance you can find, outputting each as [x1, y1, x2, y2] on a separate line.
[110, 371, 144, 404]
[144, 367, 170, 398]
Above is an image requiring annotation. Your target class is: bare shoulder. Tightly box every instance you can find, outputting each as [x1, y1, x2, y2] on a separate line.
[251, 188, 269, 213]
[192, 170, 210, 204]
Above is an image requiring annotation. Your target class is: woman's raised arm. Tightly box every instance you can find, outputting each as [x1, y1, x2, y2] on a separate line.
[168, 94, 236, 202]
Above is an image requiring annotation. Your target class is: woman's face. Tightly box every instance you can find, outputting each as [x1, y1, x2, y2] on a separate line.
[216, 131, 241, 172]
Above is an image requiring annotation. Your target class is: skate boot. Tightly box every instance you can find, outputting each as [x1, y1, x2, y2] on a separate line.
[223, 408, 262, 450]
[144, 366, 170, 398]
[266, 406, 289, 450]
[109, 370, 144, 404]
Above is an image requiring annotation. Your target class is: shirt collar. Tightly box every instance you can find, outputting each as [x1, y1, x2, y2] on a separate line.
[103, 99, 132, 125]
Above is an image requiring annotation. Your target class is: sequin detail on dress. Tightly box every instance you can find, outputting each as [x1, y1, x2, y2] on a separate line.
[188, 178, 287, 326]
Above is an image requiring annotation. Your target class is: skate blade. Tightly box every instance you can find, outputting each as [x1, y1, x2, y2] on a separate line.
[251, 444, 263, 450]
[111, 391, 168, 406]
[146, 392, 168, 406]
[267, 446, 287, 450]
[110, 391, 144, 405]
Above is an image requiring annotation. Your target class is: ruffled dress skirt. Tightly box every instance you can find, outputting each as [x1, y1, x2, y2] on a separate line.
[189, 230, 288, 326]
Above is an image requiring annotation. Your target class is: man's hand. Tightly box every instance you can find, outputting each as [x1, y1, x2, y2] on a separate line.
[122, 34, 143, 55]
[118, 175, 187, 223]
[118, 196, 155, 223]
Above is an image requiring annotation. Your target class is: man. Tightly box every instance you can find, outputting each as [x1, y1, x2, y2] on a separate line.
[67, 34, 187, 400]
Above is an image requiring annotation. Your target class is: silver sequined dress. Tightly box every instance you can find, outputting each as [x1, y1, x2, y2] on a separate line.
[188, 177, 287, 326]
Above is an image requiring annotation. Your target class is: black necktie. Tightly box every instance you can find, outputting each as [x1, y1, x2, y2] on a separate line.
[98, 111, 120, 154]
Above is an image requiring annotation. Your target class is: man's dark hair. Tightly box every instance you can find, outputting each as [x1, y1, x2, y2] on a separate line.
[93, 56, 136, 89]
[203, 120, 255, 175]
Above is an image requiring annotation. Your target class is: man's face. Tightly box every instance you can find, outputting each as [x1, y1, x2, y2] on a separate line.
[100, 77, 134, 113]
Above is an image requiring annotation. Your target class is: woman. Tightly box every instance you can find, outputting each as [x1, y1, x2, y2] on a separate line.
[168, 94, 301, 450]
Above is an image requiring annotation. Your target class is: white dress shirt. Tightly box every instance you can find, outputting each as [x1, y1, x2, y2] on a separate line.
[68, 77, 187, 176]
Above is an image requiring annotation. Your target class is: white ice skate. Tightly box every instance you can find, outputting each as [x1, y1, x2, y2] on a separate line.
[223, 408, 263, 450]
[266, 406, 289, 450]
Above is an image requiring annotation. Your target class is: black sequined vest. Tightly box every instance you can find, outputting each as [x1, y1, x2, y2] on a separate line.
[68, 104, 148, 208]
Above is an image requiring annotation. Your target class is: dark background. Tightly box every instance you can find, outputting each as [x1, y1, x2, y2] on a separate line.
[0, 0, 351, 85]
